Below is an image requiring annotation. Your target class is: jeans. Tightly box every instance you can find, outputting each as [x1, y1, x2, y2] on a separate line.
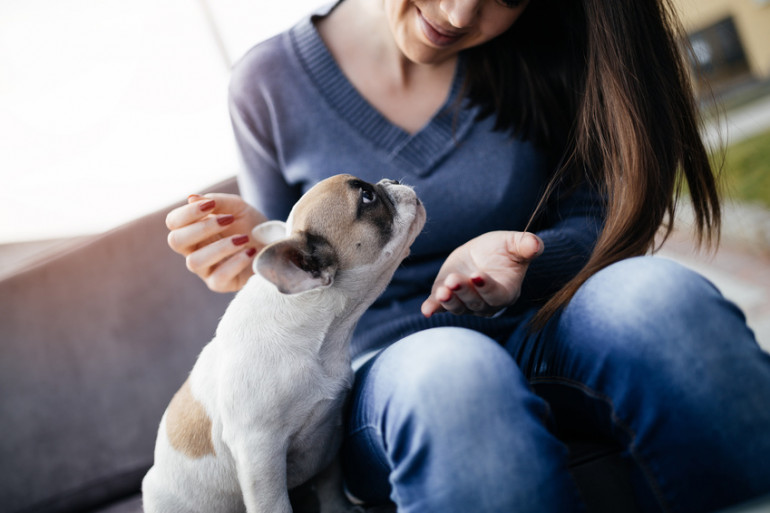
[341, 257, 770, 513]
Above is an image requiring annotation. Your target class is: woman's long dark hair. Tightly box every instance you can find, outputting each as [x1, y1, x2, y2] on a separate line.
[463, 0, 721, 326]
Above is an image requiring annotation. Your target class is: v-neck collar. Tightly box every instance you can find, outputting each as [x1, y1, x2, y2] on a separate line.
[289, 14, 476, 177]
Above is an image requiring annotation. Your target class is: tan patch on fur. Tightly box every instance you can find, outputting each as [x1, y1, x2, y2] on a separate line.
[166, 378, 215, 458]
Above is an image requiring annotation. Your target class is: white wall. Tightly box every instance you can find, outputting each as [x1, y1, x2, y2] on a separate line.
[0, 0, 324, 243]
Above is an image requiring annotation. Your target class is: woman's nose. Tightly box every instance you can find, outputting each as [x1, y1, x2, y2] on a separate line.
[440, 0, 480, 28]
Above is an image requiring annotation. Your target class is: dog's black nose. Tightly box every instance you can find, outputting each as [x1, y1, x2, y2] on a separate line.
[383, 179, 400, 185]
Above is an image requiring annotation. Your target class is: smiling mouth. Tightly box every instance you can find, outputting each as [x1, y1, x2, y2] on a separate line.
[417, 9, 465, 47]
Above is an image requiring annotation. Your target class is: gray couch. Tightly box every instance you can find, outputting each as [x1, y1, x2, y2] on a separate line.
[11, 176, 762, 513]
[1, 180, 237, 513]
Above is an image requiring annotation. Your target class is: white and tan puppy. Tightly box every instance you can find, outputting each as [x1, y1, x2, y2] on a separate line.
[142, 175, 426, 513]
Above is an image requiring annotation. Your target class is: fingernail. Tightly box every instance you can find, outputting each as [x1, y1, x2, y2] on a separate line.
[471, 276, 485, 287]
[449, 283, 461, 291]
[217, 214, 234, 226]
[246, 248, 257, 258]
[232, 235, 249, 246]
[199, 200, 216, 212]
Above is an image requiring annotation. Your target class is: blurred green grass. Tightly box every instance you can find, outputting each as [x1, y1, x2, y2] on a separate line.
[714, 128, 770, 209]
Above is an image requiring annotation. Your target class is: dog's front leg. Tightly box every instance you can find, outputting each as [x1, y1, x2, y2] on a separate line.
[231, 438, 292, 513]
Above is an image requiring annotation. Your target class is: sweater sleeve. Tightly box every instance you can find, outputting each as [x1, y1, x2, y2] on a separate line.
[228, 48, 302, 222]
[516, 178, 605, 308]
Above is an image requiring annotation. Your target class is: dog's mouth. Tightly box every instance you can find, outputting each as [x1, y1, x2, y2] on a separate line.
[400, 203, 426, 260]
[376, 179, 426, 259]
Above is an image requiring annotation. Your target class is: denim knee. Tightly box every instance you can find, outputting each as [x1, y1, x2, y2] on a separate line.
[551, 256, 770, 511]
[561, 255, 756, 366]
[378, 328, 540, 419]
[553, 256, 766, 403]
[344, 328, 583, 512]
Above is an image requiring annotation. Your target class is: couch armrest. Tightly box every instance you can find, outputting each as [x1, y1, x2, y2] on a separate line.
[0, 177, 238, 513]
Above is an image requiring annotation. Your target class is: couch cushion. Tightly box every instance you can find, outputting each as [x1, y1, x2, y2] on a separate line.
[90, 495, 144, 513]
[0, 178, 237, 513]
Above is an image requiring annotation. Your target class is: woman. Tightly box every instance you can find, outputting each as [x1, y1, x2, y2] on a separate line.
[166, 0, 770, 511]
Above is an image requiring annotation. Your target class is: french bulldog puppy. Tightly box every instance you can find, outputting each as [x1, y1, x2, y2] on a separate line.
[143, 175, 426, 513]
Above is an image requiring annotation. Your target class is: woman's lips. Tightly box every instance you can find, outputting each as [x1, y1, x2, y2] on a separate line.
[417, 10, 464, 47]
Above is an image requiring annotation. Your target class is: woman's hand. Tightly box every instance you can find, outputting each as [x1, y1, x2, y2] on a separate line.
[166, 193, 268, 292]
[421, 231, 544, 318]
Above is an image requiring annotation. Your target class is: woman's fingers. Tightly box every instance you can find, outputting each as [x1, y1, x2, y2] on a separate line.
[201, 245, 258, 293]
[166, 197, 221, 255]
[166, 193, 260, 231]
[165, 192, 268, 293]
[422, 272, 514, 318]
[185, 234, 253, 276]
[440, 273, 484, 314]
[467, 271, 516, 312]
[440, 273, 509, 317]
[183, 233, 259, 293]
[165, 197, 217, 231]
[420, 298, 445, 318]
[421, 232, 546, 318]
[506, 232, 544, 264]
[167, 212, 237, 255]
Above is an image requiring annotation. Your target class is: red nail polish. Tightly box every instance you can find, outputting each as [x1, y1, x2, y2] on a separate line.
[471, 276, 485, 287]
[449, 283, 461, 291]
[217, 214, 234, 226]
[199, 200, 216, 212]
[246, 248, 257, 257]
[232, 235, 249, 246]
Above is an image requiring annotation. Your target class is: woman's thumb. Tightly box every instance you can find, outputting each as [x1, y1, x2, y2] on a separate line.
[508, 232, 544, 263]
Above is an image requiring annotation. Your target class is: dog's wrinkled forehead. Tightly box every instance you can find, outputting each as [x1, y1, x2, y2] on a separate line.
[289, 175, 395, 269]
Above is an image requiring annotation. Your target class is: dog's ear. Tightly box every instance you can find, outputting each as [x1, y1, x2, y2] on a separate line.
[251, 220, 287, 247]
[255, 233, 338, 294]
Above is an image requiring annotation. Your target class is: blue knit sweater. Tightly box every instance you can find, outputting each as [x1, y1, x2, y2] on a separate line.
[228, 7, 605, 357]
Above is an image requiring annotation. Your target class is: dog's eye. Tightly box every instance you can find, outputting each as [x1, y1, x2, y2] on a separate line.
[361, 187, 376, 205]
